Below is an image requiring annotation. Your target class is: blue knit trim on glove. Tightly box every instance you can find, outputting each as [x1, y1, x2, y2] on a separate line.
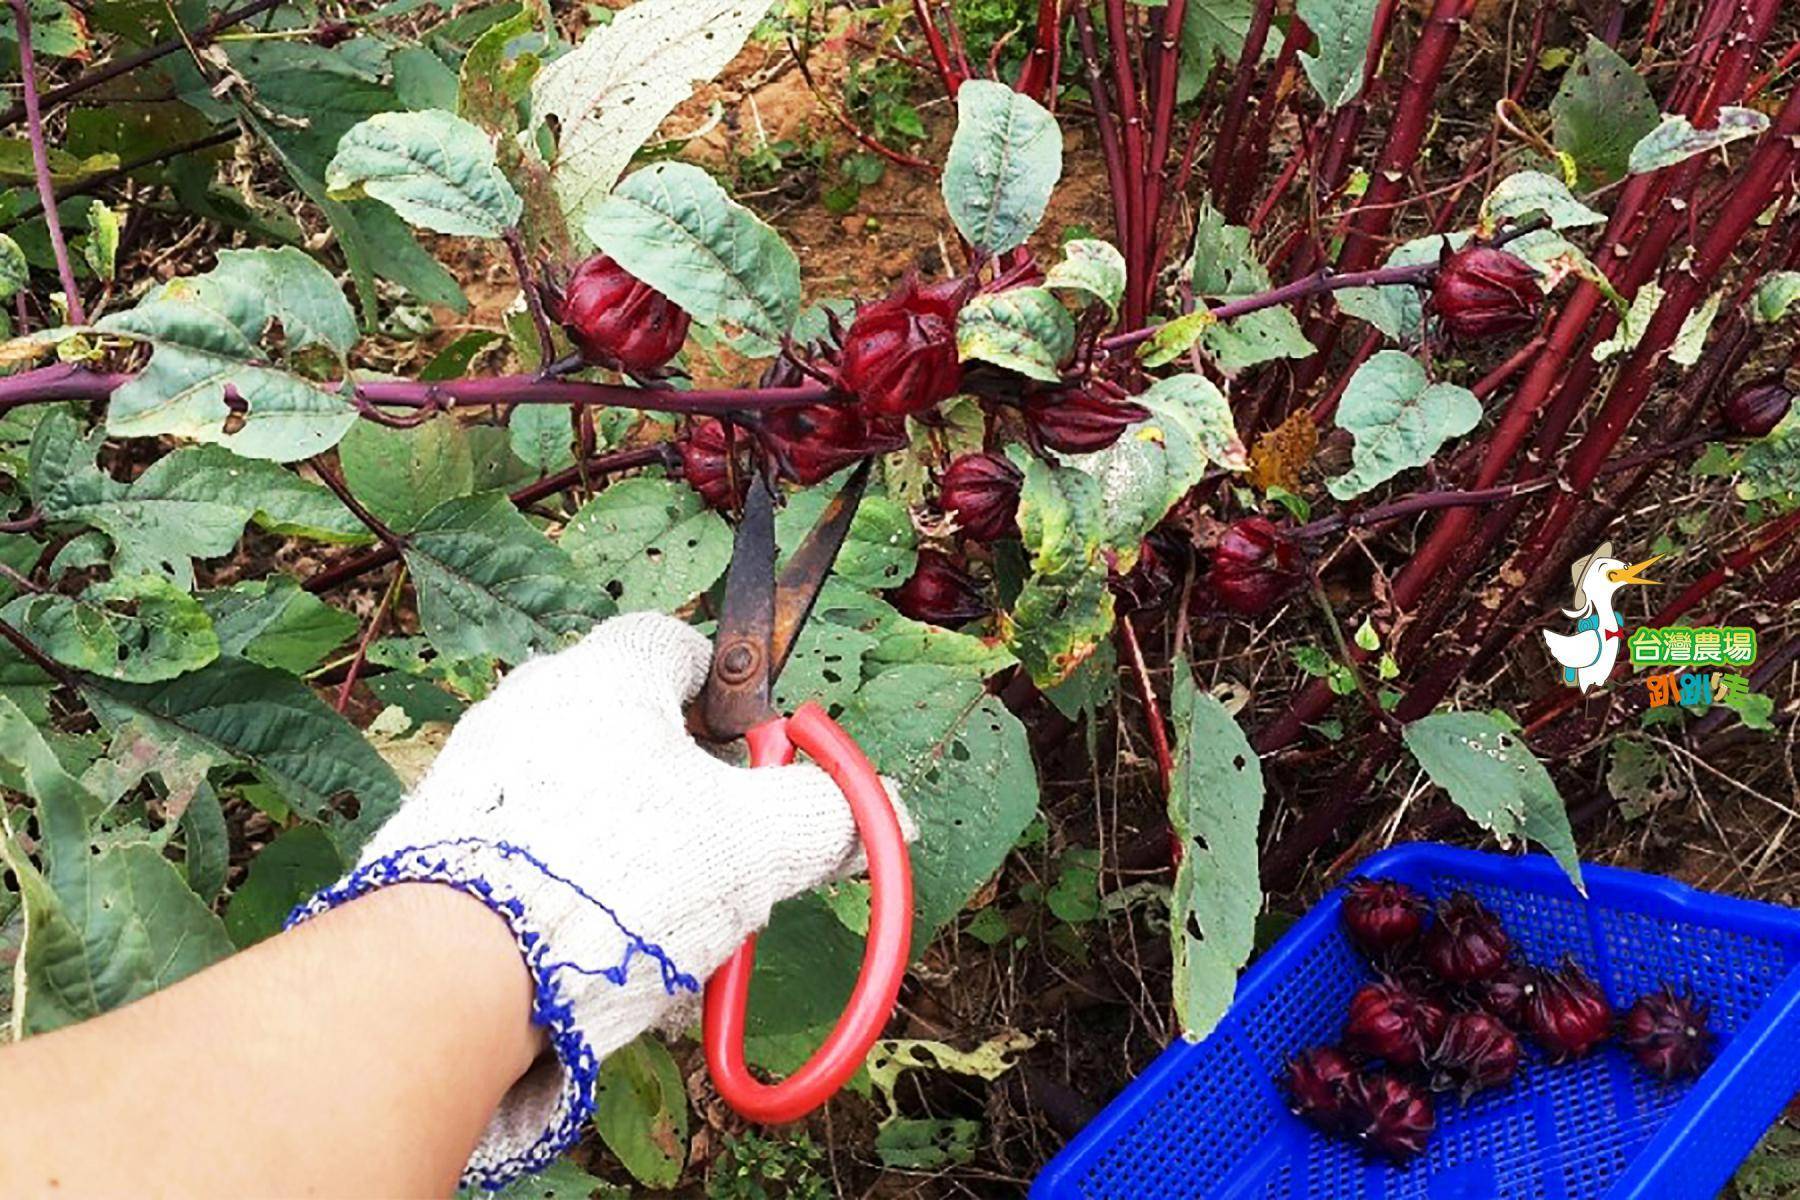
[284, 838, 700, 1191]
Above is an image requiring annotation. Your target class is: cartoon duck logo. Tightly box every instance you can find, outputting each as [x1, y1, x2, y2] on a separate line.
[1542, 542, 1661, 692]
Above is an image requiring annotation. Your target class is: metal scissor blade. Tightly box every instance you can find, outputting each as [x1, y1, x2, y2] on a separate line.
[697, 472, 779, 740]
[769, 458, 873, 681]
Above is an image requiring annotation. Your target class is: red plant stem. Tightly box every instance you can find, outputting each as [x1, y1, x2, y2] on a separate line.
[1141, 0, 1188, 303]
[790, 42, 936, 172]
[11, 0, 83, 324]
[1222, 16, 1306, 224]
[0, 0, 285, 130]
[335, 569, 404, 714]
[1747, 38, 1800, 100]
[1206, 0, 1278, 205]
[911, 0, 965, 95]
[1072, 7, 1131, 265]
[1014, 0, 1064, 103]
[356, 377, 829, 415]
[304, 443, 674, 595]
[1120, 615, 1173, 795]
[0, 364, 128, 408]
[1248, 147, 1305, 235]
[1104, 0, 1149, 327]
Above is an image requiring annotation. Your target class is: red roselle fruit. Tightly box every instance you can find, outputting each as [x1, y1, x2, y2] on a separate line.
[1283, 1046, 1358, 1134]
[1721, 378, 1794, 438]
[677, 419, 741, 510]
[1022, 389, 1150, 454]
[1344, 980, 1447, 1068]
[889, 550, 989, 626]
[1432, 245, 1541, 340]
[1475, 962, 1541, 1029]
[939, 452, 1022, 540]
[1526, 959, 1613, 1063]
[1421, 892, 1511, 984]
[758, 404, 907, 486]
[1110, 529, 1190, 617]
[1621, 986, 1715, 1082]
[312, 20, 354, 46]
[1209, 517, 1304, 616]
[838, 276, 964, 418]
[555, 254, 692, 373]
[1425, 1011, 1521, 1100]
[1341, 878, 1429, 958]
[1342, 1072, 1435, 1163]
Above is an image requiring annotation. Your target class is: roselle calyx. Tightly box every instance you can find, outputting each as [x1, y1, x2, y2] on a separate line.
[554, 254, 692, 373]
[1344, 980, 1447, 1068]
[1433, 245, 1540, 340]
[759, 403, 907, 486]
[889, 550, 988, 626]
[1421, 892, 1511, 984]
[1342, 1071, 1435, 1163]
[838, 275, 964, 418]
[1526, 959, 1613, 1063]
[939, 452, 1022, 540]
[1426, 1010, 1520, 1100]
[1341, 878, 1428, 958]
[1621, 985, 1715, 1081]
[1475, 962, 1541, 1029]
[1209, 517, 1304, 615]
[1721, 379, 1793, 438]
[677, 419, 741, 510]
[1022, 389, 1149, 454]
[1283, 1046, 1358, 1134]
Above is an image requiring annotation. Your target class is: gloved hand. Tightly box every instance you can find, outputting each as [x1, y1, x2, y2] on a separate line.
[287, 613, 908, 1190]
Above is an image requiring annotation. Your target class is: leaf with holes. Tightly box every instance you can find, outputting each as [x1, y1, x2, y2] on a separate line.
[327, 109, 522, 238]
[3, 574, 219, 683]
[1403, 710, 1583, 891]
[1296, 0, 1379, 110]
[562, 476, 733, 613]
[957, 287, 1075, 382]
[1169, 661, 1265, 1041]
[1550, 36, 1659, 186]
[586, 161, 801, 356]
[941, 80, 1063, 255]
[1629, 106, 1769, 176]
[99, 247, 359, 461]
[1188, 199, 1313, 372]
[1327, 351, 1481, 500]
[1479, 171, 1605, 234]
[776, 482, 918, 593]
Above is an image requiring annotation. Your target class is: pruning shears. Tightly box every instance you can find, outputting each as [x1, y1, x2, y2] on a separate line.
[693, 460, 913, 1123]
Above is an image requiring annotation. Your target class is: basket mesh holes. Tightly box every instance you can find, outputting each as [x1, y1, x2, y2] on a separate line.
[1598, 908, 1787, 1034]
[1240, 932, 1372, 1075]
[1435, 874, 1594, 968]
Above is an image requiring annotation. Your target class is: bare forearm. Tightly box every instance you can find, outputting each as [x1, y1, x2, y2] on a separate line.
[0, 884, 541, 1199]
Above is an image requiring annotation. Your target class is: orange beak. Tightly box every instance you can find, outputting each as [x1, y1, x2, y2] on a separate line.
[1606, 555, 1662, 587]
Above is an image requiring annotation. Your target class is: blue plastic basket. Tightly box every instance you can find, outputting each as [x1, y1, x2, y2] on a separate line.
[1032, 842, 1800, 1199]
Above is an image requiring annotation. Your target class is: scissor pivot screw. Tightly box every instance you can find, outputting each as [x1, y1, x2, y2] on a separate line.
[717, 641, 760, 683]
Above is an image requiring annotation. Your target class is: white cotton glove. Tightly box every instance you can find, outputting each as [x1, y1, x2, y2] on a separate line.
[286, 613, 909, 1191]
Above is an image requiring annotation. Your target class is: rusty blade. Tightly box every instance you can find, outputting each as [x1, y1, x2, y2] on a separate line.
[696, 472, 779, 741]
[769, 458, 872, 681]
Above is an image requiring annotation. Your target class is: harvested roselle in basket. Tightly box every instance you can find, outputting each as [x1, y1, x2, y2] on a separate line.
[1341, 1071, 1436, 1163]
[1526, 959, 1613, 1063]
[1421, 892, 1511, 984]
[1473, 962, 1541, 1029]
[1344, 980, 1447, 1069]
[1282, 1046, 1358, 1135]
[1621, 985, 1715, 1081]
[1341, 878, 1429, 958]
[1425, 1010, 1521, 1100]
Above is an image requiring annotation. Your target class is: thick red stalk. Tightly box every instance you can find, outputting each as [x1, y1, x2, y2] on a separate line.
[1104, 0, 1150, 327]
[1222, 17, 1307, 223]
[11, 0, 83, 324]
[1073, 7, 1132, 284]
[1141, 0, 1188, 301]
[1014, 0, 1064, 103]
[1205, 0, 1278, 205]
[911, 0, 965, 95]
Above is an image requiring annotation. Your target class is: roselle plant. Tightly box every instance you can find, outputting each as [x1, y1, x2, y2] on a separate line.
[0, 0, 1795, 1189]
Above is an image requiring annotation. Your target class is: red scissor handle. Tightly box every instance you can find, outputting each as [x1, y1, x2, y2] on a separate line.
[702, 701, 913, 1123]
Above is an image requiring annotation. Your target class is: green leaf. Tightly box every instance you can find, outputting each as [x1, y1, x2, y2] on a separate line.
[337, 417, 477, 533]
[1403, 710, 1584, 891]
[875, 1119, 982, 1170]
[530, 0, 767, 238]
[1629, 106, 1769, 176]
[1004, 455, 1113, 686]
[562, 476, 733, 613]
[1333, 233, 1458, 344]
[1326, 351, 1481, 500]
[1480, 170, 1606, 233]
[1168, 662, 1265, 1040]
[839, 665, 1040, 945]
[941, 79, 1063, 255]
[224, 824, 344, 948]
[200, 578, 359, 674]
[1178, 0, 1253, 103]
[776, 485, 917, 592]
[1752, 271, 1800, 324]
[810, 580, 1014, 676]
[404, 491, 613, 666]
[1593, 281, 1663, 362]
[81, 657, 404, 853]
[1671, 289, 1722, 367]
[594, 1035, 689, 1189]
[770, 621, 878, 715]
[508, 404, 575, 472]
[81, 200, 119, 281]
[326, 110, 522, 238]
[458, 8, 538, 133]
[1044, 238, 1126, 316]
[1739, 409, 1800, 502]
[3, 574, 219, 683]
[1188, 198, 1313, 372]
[586, 161, 800, 356]
[100, 247, 359, 461]
[1296, 0, 1379, 110]
[956, 287, 1074, 381]
[1550, 36, 1659, 186]
[0, 232, 28, 302]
